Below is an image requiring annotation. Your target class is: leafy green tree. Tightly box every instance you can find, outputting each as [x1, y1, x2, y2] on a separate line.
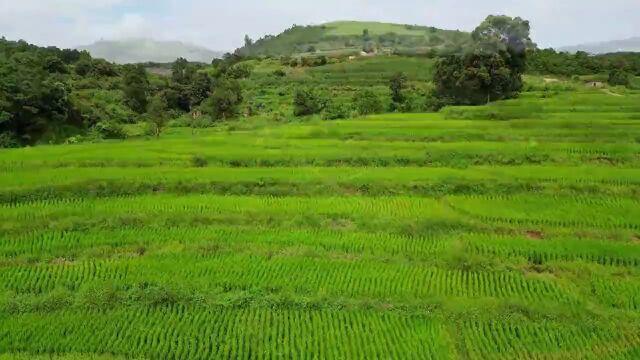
[190, 72, 212, 108]
[0, 54, 71, 146]
[471, 15, 532, 93]
[293, 87, 328, 116]
[172, 57, 195, 85]
[75, 58, 93, 76]
[44, 56, 67, 74]
[608, 69, 631, 87]
[122, 64, 149, 114]
[434, 52, 513, 105]
[206, 77, 243, 120]
[147, 95, 168, 137]
[389, 72, 408, 111]
[91, 59, 118, 77]
[433, 15, 532, 106]
[227, 63, 253, 79]
[60, 49, 82, 64]
[352, 89, 383, 116]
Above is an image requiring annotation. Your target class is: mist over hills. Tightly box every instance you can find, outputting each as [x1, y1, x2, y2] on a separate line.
[77, 38, 224, 64]
[559, 37, 640, 54]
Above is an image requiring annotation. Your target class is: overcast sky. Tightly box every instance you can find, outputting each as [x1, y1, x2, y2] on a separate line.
[1, 0, 638, 51]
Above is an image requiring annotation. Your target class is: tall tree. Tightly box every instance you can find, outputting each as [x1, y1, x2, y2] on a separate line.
[171, 57, 195, 85]
[190, 72, 212, 108]
[389, 72, 408, 111]
[122, 64, 149, 114]
[433, 15, 532, 105]
[147, 95, 168, 137]
[206, 77, 243, 120]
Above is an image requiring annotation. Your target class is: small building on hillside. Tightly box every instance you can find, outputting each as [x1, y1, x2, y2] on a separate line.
[586, 81, 606, 88]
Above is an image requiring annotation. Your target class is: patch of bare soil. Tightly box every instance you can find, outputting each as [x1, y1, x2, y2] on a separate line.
[526, 230, 544, 240]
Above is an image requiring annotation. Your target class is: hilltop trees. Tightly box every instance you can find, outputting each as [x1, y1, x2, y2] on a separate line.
[434, 15, 532, 105]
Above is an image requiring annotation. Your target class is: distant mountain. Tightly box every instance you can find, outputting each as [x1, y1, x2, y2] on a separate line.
[77, 38, 224, 64]
[236, 21, 471, 57]
[558, 37, 640, 54]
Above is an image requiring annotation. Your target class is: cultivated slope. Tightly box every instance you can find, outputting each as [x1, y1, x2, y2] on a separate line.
[236, 20, 471, 57]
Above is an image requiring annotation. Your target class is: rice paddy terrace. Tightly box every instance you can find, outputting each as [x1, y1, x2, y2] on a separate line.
[1, 88, 640, 359]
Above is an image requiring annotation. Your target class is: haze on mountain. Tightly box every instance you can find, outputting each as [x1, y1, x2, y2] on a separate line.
[559, 37, 640, 54]
[77, 38, 224, 64]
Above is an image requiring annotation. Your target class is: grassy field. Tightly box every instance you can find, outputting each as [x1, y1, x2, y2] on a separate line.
[1, 85, 640, 359]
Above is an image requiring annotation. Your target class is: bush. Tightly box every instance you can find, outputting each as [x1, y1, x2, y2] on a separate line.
[322, 101, 351, 120]
[91, 121, 127, 139]
[191, 154, 209, 168]
[352, 89, 383, 116]
[0, 132, 19, 148]
[293, 87, 328, 117]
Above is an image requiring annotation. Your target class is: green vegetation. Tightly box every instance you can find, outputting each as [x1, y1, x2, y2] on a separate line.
[1, 75, 640, 357]
[3, 13, 640, 359]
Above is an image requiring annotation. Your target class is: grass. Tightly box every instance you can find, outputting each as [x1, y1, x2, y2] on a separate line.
[1, 85, 640, 358]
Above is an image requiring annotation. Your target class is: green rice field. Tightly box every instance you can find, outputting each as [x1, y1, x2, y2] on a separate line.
[1, 87, 640, 359]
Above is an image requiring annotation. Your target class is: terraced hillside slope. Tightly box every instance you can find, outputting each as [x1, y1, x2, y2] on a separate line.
[1, 85, 640, 358]
[237, 21, 471, 57]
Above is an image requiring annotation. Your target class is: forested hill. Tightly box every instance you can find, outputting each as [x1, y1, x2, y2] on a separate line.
[236, 21, 472, 57]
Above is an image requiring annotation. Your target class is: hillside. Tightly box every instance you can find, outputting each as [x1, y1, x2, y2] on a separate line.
[559, 37, 640, 54]
[237, 21, 471, 57]
[77, 38, 223, 64]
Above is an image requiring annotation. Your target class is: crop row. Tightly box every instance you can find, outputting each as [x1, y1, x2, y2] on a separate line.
[0, 254, 576, 304]
[2, 194, 637, 236]
[465, 234, 640, 267]
[2, 306, 638, 360]
[0, 307, 453, 359]
[0, 226, 449, 261]
[2, 166, 640, 204]
[461, 320, 640, 359]
[1, 136, 639, 169]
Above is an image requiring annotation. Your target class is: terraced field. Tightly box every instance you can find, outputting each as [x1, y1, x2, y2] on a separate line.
[1, 88, 640, 359]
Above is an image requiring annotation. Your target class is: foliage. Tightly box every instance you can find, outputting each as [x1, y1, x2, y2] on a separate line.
[322, 100, 351, 120]
[609, 69, 632, 86]
[389, 72, 408, 111]
[122, 64, 150, 114]
[0, 50, 73, 146]
[352, 89, 383, 115]
[433, 15, 530, 106]
[434, 52, 515, 105]
[147, 95, 169, 137]
[293, 87, 328, 116]
[205, 77, 243, 120]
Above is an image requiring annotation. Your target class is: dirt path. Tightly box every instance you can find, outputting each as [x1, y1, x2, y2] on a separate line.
[601, 89, 623, 97]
